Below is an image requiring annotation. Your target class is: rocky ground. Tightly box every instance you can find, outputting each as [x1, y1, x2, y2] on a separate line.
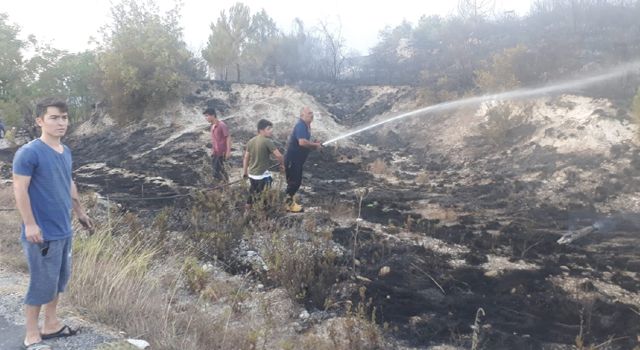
[1, 81, 640, 349]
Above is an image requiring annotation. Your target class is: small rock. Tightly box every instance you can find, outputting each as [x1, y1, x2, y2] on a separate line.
[299, 310, 310, 319]
[202, 263, 214, 272]
[355, 275, 371, 282]
[378, 266, 391, 277]
[484, 270, 499, 277]
[127, 339, 150, 349]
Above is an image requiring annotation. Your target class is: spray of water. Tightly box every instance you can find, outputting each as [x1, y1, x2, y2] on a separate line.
[322, 60, 640, 145]
[593, 218, 616, 233]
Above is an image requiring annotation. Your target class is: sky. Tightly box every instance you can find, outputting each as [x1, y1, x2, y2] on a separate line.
[3, 0, 533, 55]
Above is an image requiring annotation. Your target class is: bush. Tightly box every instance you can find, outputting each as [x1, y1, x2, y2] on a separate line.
[368, 158, 390, 175]
[262, 229, 340, 308]
[188, 188, 248, 264]
[97, 0, 194, 124]
[474, 45, 529, 92]
[183, 257, 208, 293]
[31, 51, 101, 123]
[478, 103, 525, 146]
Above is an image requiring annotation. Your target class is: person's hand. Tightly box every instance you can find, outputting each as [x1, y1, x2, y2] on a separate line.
[25, 223, 43, 243]
[225, 151, 231, 160]
[243, 172, 248, 179]
[78, 214, 95, 234]
[279, 164, 285, 173]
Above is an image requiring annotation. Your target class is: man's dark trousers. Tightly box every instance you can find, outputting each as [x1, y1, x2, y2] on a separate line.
[212, 155, 228, 182]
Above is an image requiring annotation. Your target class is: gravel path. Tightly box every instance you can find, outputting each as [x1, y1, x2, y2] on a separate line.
[0, 266, 126, 350]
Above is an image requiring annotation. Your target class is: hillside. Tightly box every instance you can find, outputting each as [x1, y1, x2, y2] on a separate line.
[1, 81, 640, 349]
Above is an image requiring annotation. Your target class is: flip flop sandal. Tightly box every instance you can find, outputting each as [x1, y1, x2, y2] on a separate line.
[41, 324, 78, 340]
[22, 341, 52, 350]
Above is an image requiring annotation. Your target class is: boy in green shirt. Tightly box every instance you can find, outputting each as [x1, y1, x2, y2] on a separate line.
[243, 119, 284, 207]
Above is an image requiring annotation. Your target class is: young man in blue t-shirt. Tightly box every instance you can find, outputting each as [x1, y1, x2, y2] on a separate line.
[284, 106, 322, 212]
[13, 98, 93, 350]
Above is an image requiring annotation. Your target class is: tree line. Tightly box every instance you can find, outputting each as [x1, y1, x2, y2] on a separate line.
[1, 0, 640, 127]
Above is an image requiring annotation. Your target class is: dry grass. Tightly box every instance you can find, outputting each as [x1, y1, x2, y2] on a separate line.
[328, 200, 356, 220]
[415, 172, 431, 185]
[67, 217, 259, 350]
[368, 158, 391, 175]
[301, 287, 386, 350]
[0, 184, 27, 270]
[0, 180, 388, 349]
[261, 227, 340, 308]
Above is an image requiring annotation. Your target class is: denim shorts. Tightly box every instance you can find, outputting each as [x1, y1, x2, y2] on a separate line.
[21, 236, 73, 305]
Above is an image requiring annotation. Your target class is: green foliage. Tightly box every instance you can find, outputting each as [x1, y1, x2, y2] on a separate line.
[0, 13, 27, 126]
[97, 0, 194, 124]
[202, 3, 280, 82]
[183, 257, 208, 293]
[474, 45, 529, 92]
[0, 14, 100, 127]
[0, 13, 24, 100]
[263, 229, 339, 307]
[0, 100, 22, 127]
[202, 6, 238, 81]
[479, 103, 525, 146]
[189, 188, 248, 263]
[30, 51, 100, 123]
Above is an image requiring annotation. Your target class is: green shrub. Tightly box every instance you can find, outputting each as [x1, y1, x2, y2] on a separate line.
[478, 103, 524, 146]
[262, 229, 340, 307]
[183, 257, 208, 293]
[97, 0, 194, 124]
[474, 45, 529, 92]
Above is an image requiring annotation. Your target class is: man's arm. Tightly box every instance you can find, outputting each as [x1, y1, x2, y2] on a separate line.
[226, 135, 232, 160]
[272, 149, 285, 172]
[298, 138, 322, 150]
[242, 150, 250, 177]
[71, 181, 94, 232]
[13, 174, 41, 243]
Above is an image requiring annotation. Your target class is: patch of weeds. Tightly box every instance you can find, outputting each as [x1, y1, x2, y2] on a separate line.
[478, 103, 527, 147]
[327, 286, 385, 350]
[183, 257, 208, 294]
[188, 188, 248, 266]
[262, 229, 341, 308]
[368, 158, 391, 175]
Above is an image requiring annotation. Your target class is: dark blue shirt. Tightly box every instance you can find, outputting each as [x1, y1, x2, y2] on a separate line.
[13, 139, 73, 241]
[285, 119, 311, 163]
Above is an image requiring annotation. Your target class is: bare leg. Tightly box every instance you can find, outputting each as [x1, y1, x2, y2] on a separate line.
[24, 304, 42, 345]
[42, 294, 63, 334]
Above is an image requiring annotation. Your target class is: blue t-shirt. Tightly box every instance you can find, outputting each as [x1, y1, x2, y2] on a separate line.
[285, 119, 311, 163]
[12, 139, 73, 241]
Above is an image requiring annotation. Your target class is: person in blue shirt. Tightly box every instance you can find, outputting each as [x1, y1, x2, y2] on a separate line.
[0, 118, 5, 139]
[13, 98, 93, 350]
[283, 106, 322, 212]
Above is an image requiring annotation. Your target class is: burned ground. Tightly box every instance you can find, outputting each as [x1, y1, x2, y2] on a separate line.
[2, 85, 639, 349]
[128, 116, 640, 348]
[313, 145, 640, 349]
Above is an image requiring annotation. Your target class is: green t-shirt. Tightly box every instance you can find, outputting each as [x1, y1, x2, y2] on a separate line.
[246, 135, 277, 176]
